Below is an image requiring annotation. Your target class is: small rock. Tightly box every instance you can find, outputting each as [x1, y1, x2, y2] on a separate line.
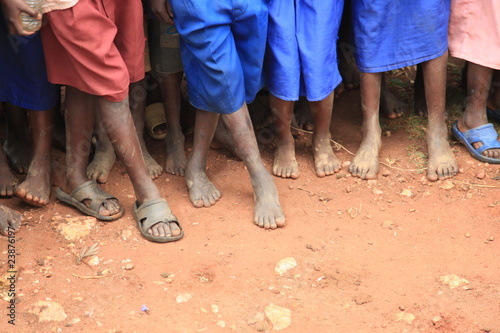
[346, 186, 352, 193]
[65, 317, 81, 327]
[381, 221, 396, 230]
[487, 237, 494, 242]
[465, 233, 471, 238]
[476, 171, 485, 179]
[459, 168, 465, 173]
[121, 229, 133, 241]
[176, 293, 193, 303]
[216, 320, 226, 328]
[439, 274, 469, 289]
[384, 130, 391, 137]
[342, 161, 351, 168]
[396, 311, 415, 324]
[124, 263, 134, 270]
[264, 304, 292, 331]
[400, 189, 412, 197]
[382, 169, 391, 177]
[247, 312, 265, 325]
[87, 256, 100, 266]
[28, 301, 67, 322]
[274, 257, 297, 276]
[211, 304, 219, 313]
[440, 180, 455, 190]
[372, 188, 384, 195]
[432, 316, 442, 325]
[367, 180, 377, 187]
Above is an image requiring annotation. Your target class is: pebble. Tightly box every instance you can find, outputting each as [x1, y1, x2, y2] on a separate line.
[275, 257, 297, 276]
[211, 304, 219, 313]
[381, 221, 397, 230]
[121, 229, 132, 241]
[27, 301, 67, 322]
[400, 189, 412, 197]
[396, 311, 415, 324]
[353, 293, 373, 305]
[476, 171, 485, 179]
[176, 293, 193, 303]
[465, 233, 471, 238]
[265, 304, 292, 331]
[372, 189, 384, 195]
[432, 316, 442, 324]
[342, 161, 351, 168]
[216, 320, 226, 328]
[367, 179, 377, 187]
[124, 263, 134, 270]
[439, 274, 469, 289]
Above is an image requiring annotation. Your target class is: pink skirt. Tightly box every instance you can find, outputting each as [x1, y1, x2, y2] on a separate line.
[448, 0, 500, 70]
[41, 0, 145, 102]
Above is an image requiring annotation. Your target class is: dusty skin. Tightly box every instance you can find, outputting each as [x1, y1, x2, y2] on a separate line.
[0, 58, 498, 332]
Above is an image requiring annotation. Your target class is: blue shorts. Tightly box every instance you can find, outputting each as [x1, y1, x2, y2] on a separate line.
[265, 0, 344, 101]
[353, 0, 450, 73]
[170, 0, 268, 114]
[0, 15, 59, 111]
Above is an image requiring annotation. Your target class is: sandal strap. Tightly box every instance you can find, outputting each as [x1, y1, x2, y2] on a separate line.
[462, 124, 500, 154]
[135, 198, 179, 231]
[70, 180, 118, 213]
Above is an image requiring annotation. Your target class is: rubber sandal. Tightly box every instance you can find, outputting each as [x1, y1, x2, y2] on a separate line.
[145, 103, 167, 140]
[451, 121, 500, 164]
[132, 198, 184, 243]
[486, 107, 500, 123]
[55, 180, 124, 221]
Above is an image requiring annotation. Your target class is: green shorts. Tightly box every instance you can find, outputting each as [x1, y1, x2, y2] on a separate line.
[148, 20, 183, 74]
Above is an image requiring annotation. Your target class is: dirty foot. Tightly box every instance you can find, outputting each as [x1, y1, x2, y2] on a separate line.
[186, 169, 221, 208]
[3, 140, 32, 174]
[273, 135, 299, 179]
[380, 85, 408, 119]
[0, 157, 17, 197]
[0, 204, 22, 236]
[349, 133, 381, 180]
[165, 129, 187, 176]
[426, 141, 458, 181]
[15, 162, 51, 207]
[87, 138, 116, 184]
[293, 98, 314, 131]
[253, 172, 286, 230]
[313, 135, 341, 177]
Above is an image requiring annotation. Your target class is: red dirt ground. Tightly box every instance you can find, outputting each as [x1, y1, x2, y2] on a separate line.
[1, 62, 499, 333]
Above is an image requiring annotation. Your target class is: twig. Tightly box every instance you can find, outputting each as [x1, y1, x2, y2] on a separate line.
[452, 180, 500, 189]
[297, 187, 314, 194]
[71, 273, 109, 279]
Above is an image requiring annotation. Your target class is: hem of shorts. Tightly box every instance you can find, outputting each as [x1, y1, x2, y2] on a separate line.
[0, 95, 58, 111]
[268, 77, 342, 102]
[357, 46, 447, 73]
[188, 100, 244, 114]
[448, 52, 500, 71]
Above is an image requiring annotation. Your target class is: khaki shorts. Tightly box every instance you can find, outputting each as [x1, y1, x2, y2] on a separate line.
[148, 20, 183, 74]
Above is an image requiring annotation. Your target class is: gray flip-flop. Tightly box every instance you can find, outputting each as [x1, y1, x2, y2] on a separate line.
[55, 180, 124, 221]
[132, 198, 184, 243]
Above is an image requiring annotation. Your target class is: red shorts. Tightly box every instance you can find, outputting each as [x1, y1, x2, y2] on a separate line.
[41, 0, 145, 102]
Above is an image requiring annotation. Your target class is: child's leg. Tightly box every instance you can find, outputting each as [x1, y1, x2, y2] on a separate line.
[61, 87, 121, 218]
[159, 72, 186, 176]
[222, 104, 285, 229]
[96, 95, 180, 237]
[487, 70, 500, 110]
[15, 108, 54, 206]
[421, 53, 458, 180]
[269, 95, 299, 179]
[380, 72, 408, 119]
[185, 109, 221, 208]
[87, 112, 116, 184]
[2, 104, 32, 174]
[349, 72, 382, 179]
[309, 91, 341, 177]
[457, 63, 500, 159]
[129, 80, 163, 179]
[0, 135, 16, 197]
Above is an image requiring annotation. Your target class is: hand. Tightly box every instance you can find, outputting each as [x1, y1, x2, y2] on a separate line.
[148, 0, 174, 25]
[0, 0, 41, 35]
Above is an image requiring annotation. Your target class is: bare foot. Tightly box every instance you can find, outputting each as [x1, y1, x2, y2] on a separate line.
[0, 205, 22, 236]
[380, 84, 408, 119]
[3, 140, 32, 174]
[0, 156, 17, 197]
[143, 151, 163, 180]
[253, 172, 286, 230]
[312, 134, 341, 177]
[349, 129, 382, 180]
[294, 98, 314, 131]
[165, 129, 187, 176]
[426, 127, 458, 181]
[15, 158, 52, 207]
[273, 135, 299, 179]
[87, 136, 116, 184]
[186, 167, 221, 208]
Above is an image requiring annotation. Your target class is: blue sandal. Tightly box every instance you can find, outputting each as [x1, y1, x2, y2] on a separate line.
[486, 107, 500, 123]
[452, 121, 500, 164]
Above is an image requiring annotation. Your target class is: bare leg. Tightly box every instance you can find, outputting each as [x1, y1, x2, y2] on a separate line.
[62, 87, 121, 218]
[380, 72, 408, 119]
[97, 95, 180, 237]
[222, 104, 285, 229]
[269, 95, 299, 179]
[309, 92, 341, 177]
[15, 108, 54, 206]
[349, 72, 382, 179]
[457, 63, 500, 159]
[185, 110, 221, 207]
[130, 80, 163, 179]
[0, 204, 21, 236]
[2, 103, 32, 174]
[413, 64, 428, 117]
[421, 53, 458, 180]
[87, 109, 116, 184]
[0, 143, 16, 197]
[487, 70, 500, 110]
[159, 72, 187, 176]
